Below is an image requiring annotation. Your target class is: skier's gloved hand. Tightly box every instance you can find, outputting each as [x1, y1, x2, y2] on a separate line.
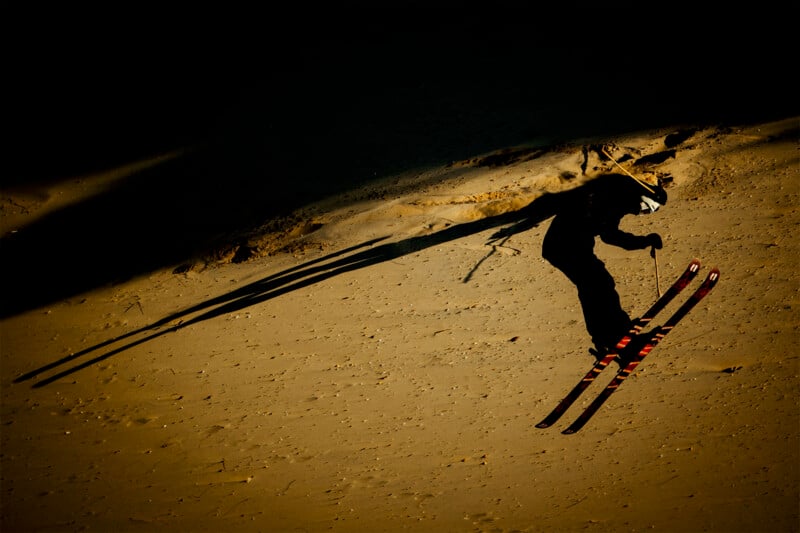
[646, 233, 663, 249]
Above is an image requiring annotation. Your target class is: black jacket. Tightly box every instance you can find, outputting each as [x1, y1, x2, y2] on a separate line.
[542, 174, 660, 263]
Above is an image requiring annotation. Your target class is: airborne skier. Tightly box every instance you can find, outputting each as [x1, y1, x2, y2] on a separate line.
[539, 172, 668, 360]
[489, 168, 719, 431]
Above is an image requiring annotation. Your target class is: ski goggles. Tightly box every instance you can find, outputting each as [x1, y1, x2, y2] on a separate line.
[640, 195, 661, 214]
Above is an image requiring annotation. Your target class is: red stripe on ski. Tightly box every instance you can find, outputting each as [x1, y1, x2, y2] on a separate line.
[562, 267, 720, 434]
[535, 259, 701, 429]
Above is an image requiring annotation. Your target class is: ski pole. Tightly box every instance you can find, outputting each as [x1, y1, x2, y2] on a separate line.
[651, 247, 661, 297]
[601, 147, 656, 195]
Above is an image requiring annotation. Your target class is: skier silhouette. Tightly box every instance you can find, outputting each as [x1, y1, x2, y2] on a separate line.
[493, 172, 667, 361]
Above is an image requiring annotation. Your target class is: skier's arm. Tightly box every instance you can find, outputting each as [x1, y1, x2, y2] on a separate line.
[600, 224, 662, 251]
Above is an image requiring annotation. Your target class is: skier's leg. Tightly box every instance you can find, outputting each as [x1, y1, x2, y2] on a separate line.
[575, 256, 631, 352]
[548, 254, 631, 352]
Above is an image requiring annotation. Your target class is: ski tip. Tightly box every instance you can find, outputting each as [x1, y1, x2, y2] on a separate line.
[562, 427, 577, 435]
[535, 422, 550, 429]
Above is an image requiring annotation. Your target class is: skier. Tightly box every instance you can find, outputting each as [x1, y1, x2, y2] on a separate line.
[539, 173, 667, 360]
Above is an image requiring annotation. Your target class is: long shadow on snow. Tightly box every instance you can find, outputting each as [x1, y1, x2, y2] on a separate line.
[13, 190, 565, 388]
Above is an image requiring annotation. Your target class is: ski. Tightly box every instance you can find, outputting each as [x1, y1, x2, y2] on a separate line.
[535, 259, 701, 429]
[562, 267, 720, 434]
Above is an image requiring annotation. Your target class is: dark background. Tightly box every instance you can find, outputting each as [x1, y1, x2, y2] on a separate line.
[7, 7, 796, 182]
[2, 6, 797, 318]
